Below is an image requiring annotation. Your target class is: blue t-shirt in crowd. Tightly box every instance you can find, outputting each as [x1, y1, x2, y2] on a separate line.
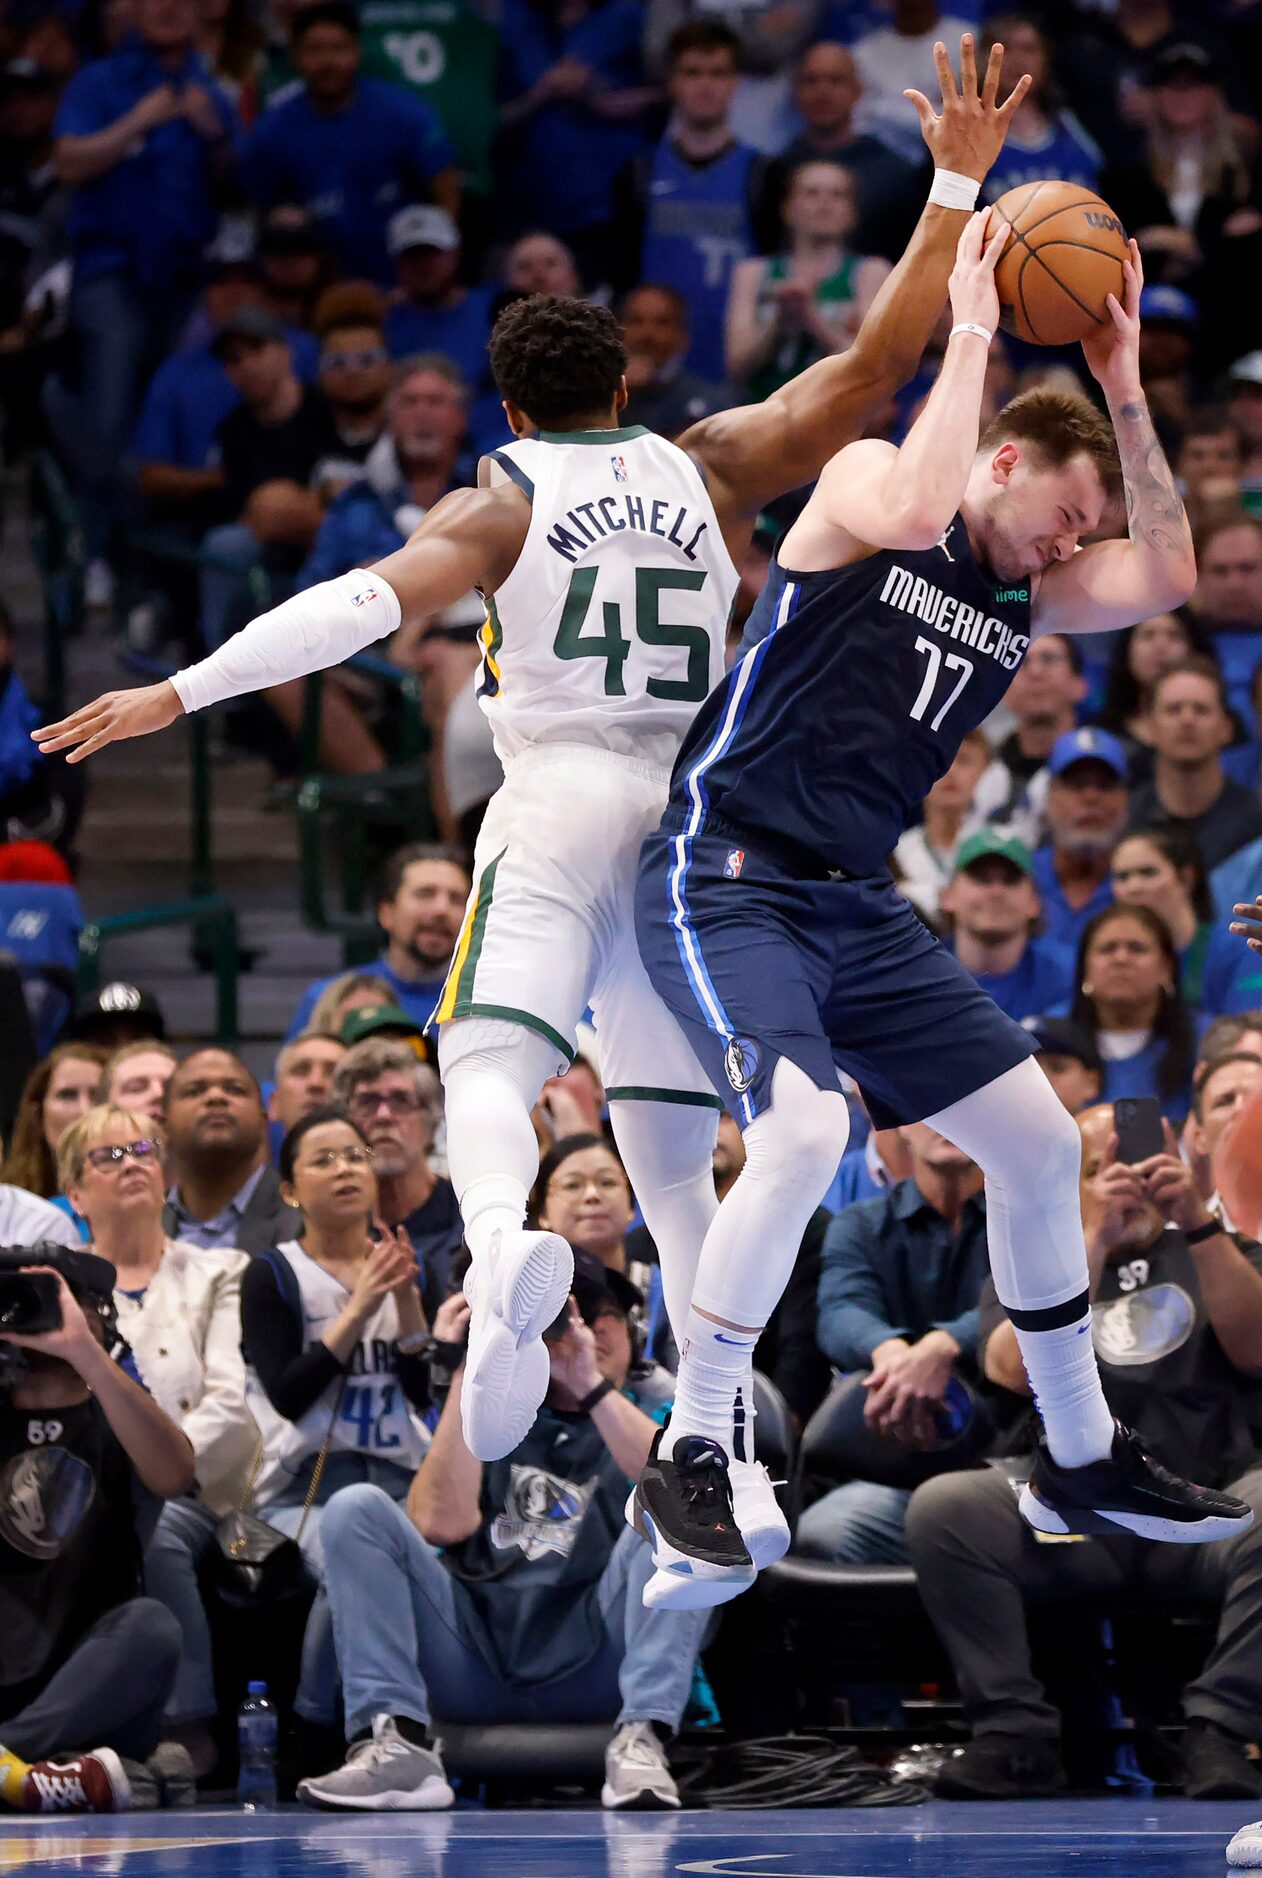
[385, 287, 495, 389]
[953, 933, 1076, 1024]
[1099, 1037, 1187, 1121]
[1030, 845, 1113, 955]
[54, 37, 239, 284]
[498, 0, 649, 237]
[241, 77, 455, 283]
[1213, 834, 1262, 924]
[980, 113, 1101, 205]
[642, 138, 759, 383]
[1182, 920, 1262, 1017]
[1212, 628, 1262, 731]
[286, 956, 449, 1039]
[299, 480, 408, 590]
[131, 330, 319, 469]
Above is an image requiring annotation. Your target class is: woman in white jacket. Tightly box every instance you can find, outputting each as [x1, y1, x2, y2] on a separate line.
[59, 1104, 257, 1779]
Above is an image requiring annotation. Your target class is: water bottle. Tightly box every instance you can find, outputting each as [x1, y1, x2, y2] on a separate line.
[236, 1682, 278, 1811]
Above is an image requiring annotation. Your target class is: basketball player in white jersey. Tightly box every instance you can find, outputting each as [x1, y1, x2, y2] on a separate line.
[33, 40, 1030, 1565]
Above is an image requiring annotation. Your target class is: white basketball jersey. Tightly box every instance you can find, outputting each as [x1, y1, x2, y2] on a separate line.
[247, 1241, 428, 1507]
[479, 425, 739, 770]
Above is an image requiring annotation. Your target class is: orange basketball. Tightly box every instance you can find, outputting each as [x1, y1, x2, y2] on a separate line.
[984, 181, 1129, 347]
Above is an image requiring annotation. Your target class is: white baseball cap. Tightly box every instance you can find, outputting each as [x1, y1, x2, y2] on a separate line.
[1229, 351, 1262, 388]
[387, 205, 460, 257]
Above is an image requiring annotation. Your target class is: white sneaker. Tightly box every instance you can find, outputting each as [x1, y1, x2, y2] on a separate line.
[461, 1228, 573, 1461]
[297, 1717, 454, 1812]
[729, 1459, 790, 1570]
[1229, 1821, 1262, 1866]
[601, 1723, 680, 1810]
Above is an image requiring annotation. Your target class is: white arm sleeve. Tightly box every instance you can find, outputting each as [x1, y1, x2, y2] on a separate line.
[170, 568, 403, 715]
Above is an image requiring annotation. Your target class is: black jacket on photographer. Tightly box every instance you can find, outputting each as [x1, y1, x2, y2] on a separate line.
[979, 1223, 1262, 1489]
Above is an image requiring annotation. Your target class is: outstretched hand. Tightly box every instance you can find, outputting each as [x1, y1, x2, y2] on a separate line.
[906, 34, 1032, 185]
[32, 680, 184, 764]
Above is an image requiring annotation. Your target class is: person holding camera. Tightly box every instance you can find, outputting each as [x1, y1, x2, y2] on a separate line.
[0, 1245, 195, 1813]
[299, 1251, 709, 1813]
[57, 1103, 256, 1782]
[906, 1100, 1262, 1802]
[239, 1106, 434, 1745]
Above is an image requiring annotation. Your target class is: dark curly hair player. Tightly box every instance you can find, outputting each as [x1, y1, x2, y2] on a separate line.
[35, 38, 1038, 1622]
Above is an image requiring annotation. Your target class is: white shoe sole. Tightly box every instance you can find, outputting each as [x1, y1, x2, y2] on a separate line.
[642, 1560, 757, 1611]
[600, 1779, 681, 1810]
[1228, 1823, 1262, 1866]
[1019, 1483, 1254, 1545]
[298, 1774, 454, 1811]
[730, 1462, 790, 1571]
[461, 1231, 573, 1461]
[93, 1748, 131, 1813]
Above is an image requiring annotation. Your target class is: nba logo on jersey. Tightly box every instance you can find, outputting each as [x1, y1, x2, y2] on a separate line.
[611, 454, 628, 483]
[723, 848, 745, 879]
[350, 585, 378, 607]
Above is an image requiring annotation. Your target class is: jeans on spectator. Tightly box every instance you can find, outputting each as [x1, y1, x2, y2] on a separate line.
[906, 1463, 1262, 1741]
[199, 523, 265, 650]
[264, 1455, 415, 1727]
[320, 1483, 709, 1739]
[794, 1481, 913, 1565]
[43, 269, 196, 560]
[0, 1598, 181, 1762]
[144, 1495, 221, 1724]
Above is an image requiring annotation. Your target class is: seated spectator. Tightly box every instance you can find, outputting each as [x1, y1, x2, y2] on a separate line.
[0, 1179, 88, 1248]
[1021, 1014, 1103, 1115]
[1097, 611, 1213, 785]
[268, 1030, 347, 1133]
[161, 1047, 301, 1253]
[893, 730, 993, 924]
[382, 207, 494, 391]
[829, 1122, 912, 1209]
[1136, 283, 1198, 433]
[0, 1246, 193, 1813]
[66, 981, 167, 1052]
[392, 595, 503, 856]
[58, 1104, 254, 1781]
[1222, 660, 1262, 793]
[0, 847, 83, 1053]
[1067, 903, 1197, 1120]
[307, 968, 395, 1040]
[620, 284, 726, 440]
[1227, 353, 1262, 508]
[254, 206, 335, 330]
[802, 1123, 995, 1565]
[977, 15, 1101, 208]
[1031, 730, 1129, 952]
[939, 831, 1075, 1024]
[332, 1040, 460, 1322]
[0, 603, 84, 854]
[756, 40, 919, 261]
[986, 634, 1086, 831]
[644, 0, 823, 152]
[240, 1, 459, 286]
[1190, 1050, 1262, 1228]
[2, 1043, 108, 1198]
[1112, 823, 1262, 1015]
[1129, 661, 1262, 870]
[851, 0, 976, 165]
[98, 1040, 178, 1125]
[45, 0, 241, 591]
[503, 230, 583, 300]
[535, 1054, 608, 1144]
[619, 22, 765, 383]
[496, 0, 653, 289]
[0, 57, 66, 452]
[198, 307, 336, 651]
[908, 1101, 1262, 1802]
[300, 1267, 706, 1813]
[1189, 518, 1262, 731]
[725, 159, 890, 400]
[287, 843, 469, 1040]
[240, 1108, 432, 1738]
[309, 285, 392, 501]
[1177, 406, 1249, 539]
[531, 1132, 637, 1282]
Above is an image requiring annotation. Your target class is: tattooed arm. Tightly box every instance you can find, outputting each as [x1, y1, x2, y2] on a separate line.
[1032, 241, 1196, 638]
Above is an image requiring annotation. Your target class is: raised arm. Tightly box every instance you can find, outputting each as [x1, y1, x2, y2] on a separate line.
[1033, 243, 1197, 638]
[683, 35, 1030, 528]
[32, 484, 528, 763]
[779, 214, 1004, 564]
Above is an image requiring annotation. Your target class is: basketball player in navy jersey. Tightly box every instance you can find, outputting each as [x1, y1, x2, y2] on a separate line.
[633, 217, 1253, 1606]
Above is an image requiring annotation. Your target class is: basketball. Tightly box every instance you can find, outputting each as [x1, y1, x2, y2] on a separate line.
[985, 181, 1129, 347]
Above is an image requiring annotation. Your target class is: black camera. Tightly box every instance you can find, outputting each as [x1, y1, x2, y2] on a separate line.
[0, 1271, 62, 1335]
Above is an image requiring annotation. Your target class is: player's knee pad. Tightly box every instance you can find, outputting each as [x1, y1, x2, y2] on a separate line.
[437, 1015, 565, 1105]
[746, 1057, 850, 1186]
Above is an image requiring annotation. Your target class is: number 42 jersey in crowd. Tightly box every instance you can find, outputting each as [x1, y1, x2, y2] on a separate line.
[478, 424, 738, 770]
[679, 515, 1033, 876]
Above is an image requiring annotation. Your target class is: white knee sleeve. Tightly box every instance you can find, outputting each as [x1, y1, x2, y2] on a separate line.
[439, 1017, 563, 1257]
[609, 1099, 719, 1344]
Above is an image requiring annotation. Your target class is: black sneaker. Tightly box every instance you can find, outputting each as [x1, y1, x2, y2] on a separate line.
[631, 1430, 752, 1597]
[933, 1733, 1066, 1800]
[1019, 1423, 1254, 1544]
[1181, 1719, 1262, 1801]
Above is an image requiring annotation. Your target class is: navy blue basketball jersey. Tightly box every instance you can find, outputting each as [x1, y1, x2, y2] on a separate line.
[668, 516, 1033, 875]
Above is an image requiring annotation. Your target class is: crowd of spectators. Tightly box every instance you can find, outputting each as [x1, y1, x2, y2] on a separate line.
[6, 0, 1262, 1825]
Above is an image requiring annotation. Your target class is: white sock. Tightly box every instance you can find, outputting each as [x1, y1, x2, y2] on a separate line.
[926, 1058, 1114, 1469]
[439, 1016, 561, 1268]
[662, 1307, 759, 1458]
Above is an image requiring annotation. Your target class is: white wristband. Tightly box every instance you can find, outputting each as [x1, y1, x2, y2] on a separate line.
[930, 168, 981, 211]
[950, 322, 993, 347]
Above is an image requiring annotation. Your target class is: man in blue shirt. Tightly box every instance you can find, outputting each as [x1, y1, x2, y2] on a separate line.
[1189, 517, 1262, 731]
[45, 0, 240, 562]
[1020, 1015, 1103, 1116]
[382, 205, 494, 388]
[286, 843, 470, 1040]
[241, 1, 459, 286]
[1030, 729, 1128, 953]
[940, 829, 1076, 1024]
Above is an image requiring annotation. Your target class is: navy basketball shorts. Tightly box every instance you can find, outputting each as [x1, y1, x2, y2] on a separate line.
[635, 813, 1036, 1131]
